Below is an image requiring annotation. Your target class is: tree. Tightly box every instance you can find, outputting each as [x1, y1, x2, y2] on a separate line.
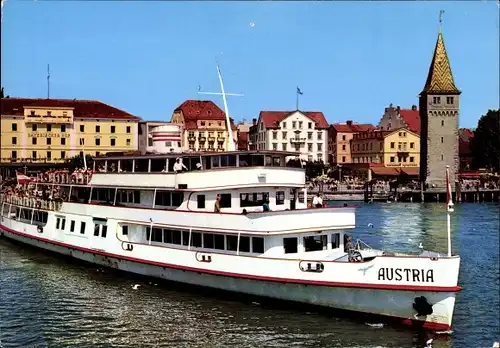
[66, 154, 94, 172]
[470, 109, 500, 172]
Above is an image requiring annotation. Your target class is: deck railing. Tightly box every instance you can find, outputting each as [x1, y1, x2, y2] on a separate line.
[0, 194, 62, 211]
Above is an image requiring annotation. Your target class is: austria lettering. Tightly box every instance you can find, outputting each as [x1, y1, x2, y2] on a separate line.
[378, 268, 434, 283]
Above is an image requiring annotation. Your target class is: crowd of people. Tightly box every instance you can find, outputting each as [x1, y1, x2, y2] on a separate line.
[1, 181, 64, 212]
[35, 168, 95, 185]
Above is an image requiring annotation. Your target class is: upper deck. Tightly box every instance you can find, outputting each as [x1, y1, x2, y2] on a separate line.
[91, 150, 306, 190]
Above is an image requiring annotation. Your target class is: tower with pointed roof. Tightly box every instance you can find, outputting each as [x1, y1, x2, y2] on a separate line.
[419, 25, 460, 188]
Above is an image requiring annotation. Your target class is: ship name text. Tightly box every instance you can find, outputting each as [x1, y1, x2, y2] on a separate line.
[377, 268, 434, 283]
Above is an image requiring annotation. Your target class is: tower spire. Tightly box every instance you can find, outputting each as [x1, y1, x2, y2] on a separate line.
[421, 11, 460, 95]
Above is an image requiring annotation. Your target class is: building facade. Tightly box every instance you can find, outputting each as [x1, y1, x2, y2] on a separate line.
[328, 121, 375, 165]
[236, 121, 253, 151]
[0, 98, 140, 165]
[419, 30, 461, 187]
[170, 100, 237, 152]
[255, 110, 329, 162]
[351, 129, 420, 168]
[378, 104, 420, 134]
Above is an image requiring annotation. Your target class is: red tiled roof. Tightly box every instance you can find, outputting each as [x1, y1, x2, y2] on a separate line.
[175, 100, 225, 120]
[174, 100, 237, 130]
[399, 108, 420, 134]
[0, 97, 140, 120]
[331, 122, 375, 133]
[259, 110, 329, 129]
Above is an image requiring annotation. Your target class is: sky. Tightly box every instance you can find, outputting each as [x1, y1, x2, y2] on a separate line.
[1, 1, 499, 128]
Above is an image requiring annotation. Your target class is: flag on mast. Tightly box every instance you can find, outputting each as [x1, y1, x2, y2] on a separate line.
[297, 86, 303, 95]
[446, 166, 454, 212]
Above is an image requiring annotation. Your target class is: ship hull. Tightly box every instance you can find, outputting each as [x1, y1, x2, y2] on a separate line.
[0, 221, 456, 332]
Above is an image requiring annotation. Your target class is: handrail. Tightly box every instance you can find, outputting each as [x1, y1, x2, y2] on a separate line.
[0, 194, 62, 211]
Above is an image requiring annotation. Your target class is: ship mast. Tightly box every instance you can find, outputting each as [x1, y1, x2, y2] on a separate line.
[198, 60, 243, 152]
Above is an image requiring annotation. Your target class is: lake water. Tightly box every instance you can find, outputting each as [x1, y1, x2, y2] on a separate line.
[0, 202, 499, 348]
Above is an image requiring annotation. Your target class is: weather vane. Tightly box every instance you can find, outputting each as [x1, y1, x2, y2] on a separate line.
[439, 10, 445, 31]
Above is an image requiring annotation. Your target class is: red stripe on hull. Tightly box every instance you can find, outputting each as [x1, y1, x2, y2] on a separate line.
[0, 223, 461, 293]
[0, 225, 454, 332]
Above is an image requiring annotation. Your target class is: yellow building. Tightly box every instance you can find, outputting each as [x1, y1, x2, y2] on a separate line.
[171, 100, 238, 152]
[351, 128, 420, 167]
[1, 98, 141, 167]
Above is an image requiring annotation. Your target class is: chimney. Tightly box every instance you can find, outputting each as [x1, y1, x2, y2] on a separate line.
[346, 120, 353, 126]
[396, 106, 400, 112]
[412, 105, 417, 111]
[252, 118, 257, 125]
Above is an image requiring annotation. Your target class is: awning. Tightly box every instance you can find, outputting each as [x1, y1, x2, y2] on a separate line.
[400, 168, 419, 176]
[459, 172, 481, 179]
[370, 167, 400, 176]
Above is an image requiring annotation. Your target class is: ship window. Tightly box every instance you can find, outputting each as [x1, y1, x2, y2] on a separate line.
[102, 225, 107, 238]
[151, 158, 166, 172]
[304, 235, 327, 252]
[56, 218, 60, 229]
[152, 228, 162, 242]
[226, 235, 238, 251]
[61, 218, 66, 231]
[239, 236, 251, 252]
[197, 195, 206, 209]
[219, 194, 232, 208]
[80, 221, 86, 234]
[203, 233, 214, 249]
[298, 192, 305, 203]
[171, 230, 181, 244]
[122, 225, 128, 235]
[283, 237, 298, 254]
[134, 158, 149, 173]
[331, 233, 340, 249]
[191, 232, 202, 247]
[155, 191, 184, 207]
[240, 192, 269, 207]
[182, 231, 190, 246]
[70, 220, 75, 232]
[214, 234, 225, 250]
[94, 224, 100, 236]
[117, 190, 137, 204]
[276, 191, 285, 205]
[252, 237, 265, 253]
[211, 156, 220, 168]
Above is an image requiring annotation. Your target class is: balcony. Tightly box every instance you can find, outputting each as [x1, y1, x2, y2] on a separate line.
[208, 137, 216, 142]
[198, 136, 206, 142]
[217, 137, 225, 142]
[290, 137, 307, 144]
[188, 136, 196, 142]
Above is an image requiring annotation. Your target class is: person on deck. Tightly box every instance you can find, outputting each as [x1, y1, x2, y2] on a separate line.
[173, 158, 188, 173]
[214, 195, 221, 213]
[262, 199, 270, 212]
[312, 193, 323, 208]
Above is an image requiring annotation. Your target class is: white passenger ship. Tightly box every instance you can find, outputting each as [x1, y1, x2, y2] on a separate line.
[0, 151, 461, 331]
